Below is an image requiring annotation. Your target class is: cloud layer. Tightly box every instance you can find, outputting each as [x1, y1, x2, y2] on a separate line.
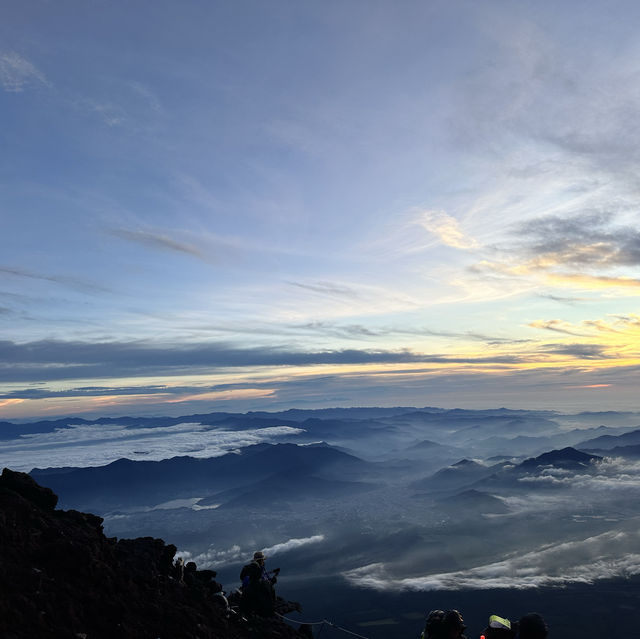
[343, 528, 640, 591]
[179, 535, 325, 569]
[0, 422, 303, 472]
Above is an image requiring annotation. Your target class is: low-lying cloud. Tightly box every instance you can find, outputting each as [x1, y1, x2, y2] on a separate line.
[343, 528, 640, 591]
[180, 535, 325, 569]
[0, 422, 304, 472]
[261, 535, 325, 557]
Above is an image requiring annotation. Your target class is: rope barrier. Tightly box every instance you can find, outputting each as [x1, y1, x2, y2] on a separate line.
[321, 619, 370, 639]
[276, 612, 326, 626]
[276, 612, 370, 639]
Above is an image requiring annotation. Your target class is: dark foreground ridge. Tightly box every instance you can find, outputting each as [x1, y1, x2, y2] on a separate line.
[0, 468, 306, 639]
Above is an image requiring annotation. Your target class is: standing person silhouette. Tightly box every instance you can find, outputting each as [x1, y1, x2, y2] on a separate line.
[239, 551, 279, 616]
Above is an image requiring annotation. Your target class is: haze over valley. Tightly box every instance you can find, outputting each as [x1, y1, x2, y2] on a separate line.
[4, 406, 640, 636]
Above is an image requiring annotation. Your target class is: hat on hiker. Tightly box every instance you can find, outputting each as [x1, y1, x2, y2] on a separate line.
[253, 551, 266, 561]
[489, 615, 511, 630]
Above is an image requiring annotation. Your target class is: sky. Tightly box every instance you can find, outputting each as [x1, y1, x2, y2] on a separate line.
[2, 0, 640, 420]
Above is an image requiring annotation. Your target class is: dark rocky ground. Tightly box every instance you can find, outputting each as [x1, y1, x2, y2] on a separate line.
[0, 468, 307, 639]
[4, 466, 640, 639]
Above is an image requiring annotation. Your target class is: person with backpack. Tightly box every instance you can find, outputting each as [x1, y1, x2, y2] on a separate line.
[239, 551, 280, 616]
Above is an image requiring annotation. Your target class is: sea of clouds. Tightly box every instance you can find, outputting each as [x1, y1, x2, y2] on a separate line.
[0, 421, 304, 471]
[343, 528, 640, 591]
[342, 456, 640, 591]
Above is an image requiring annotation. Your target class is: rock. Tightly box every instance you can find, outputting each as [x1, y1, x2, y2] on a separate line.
[1, 467, 58, 509]
[0, 469, 304, 639]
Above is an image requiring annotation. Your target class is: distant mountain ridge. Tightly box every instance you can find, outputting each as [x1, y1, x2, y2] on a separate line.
[520, 447, 602, 469]
[576, 428, 640, 450]
[30, 442, 370, 512]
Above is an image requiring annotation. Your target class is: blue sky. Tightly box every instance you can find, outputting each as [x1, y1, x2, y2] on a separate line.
[2, 0, 640, 419]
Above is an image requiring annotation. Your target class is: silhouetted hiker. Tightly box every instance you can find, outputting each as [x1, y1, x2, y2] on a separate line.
[517, 613, 548, 639]
[480, 614, 516, 639]
[421, 609, 445, 638]
[184, 561, 198, 586]
[174, 557, 185, 583]
[239, 551, 280, 616]
[442, 610, 467, 639]
[421, 609, 466, 639]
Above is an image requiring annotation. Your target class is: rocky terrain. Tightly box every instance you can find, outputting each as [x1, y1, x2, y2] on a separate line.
[0, 468, 306, 639]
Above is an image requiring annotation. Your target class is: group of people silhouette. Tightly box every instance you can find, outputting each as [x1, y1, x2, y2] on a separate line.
[420, 609, 548, 639]
[236, 550, 549, 639]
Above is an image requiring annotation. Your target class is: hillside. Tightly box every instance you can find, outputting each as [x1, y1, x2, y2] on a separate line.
[0, 468, 306, 639]
[29, 443, 369, 511]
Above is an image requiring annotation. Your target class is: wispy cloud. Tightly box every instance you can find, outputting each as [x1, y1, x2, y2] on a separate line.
[529, 320, 588, 336]
[297, 321, 531, 346]
[0, 52, 49, 92]
[564, 384, 611, 390]
[0, 382, 271, 402]
[417, 210, 478, 250]
[177, 544, 243, 568]
[76, 98, 126, 127]
[181, 535, 324, 570]
[0, 266, 110, 294]
[480, 214, 640, 286]
[128, 81, 163, 113]
[540, 343, 611, 360]
[547, 273, 640, 291]
[287, 281, 359, 300]
[260, 535, 325, 557]
[582, 320, 622, 333]
[514, 213, 640, 268]
[108, 228, 207, 260]
[0, 398, 24, 409]
[530, 315, 640, 340]
[537, 293, 587, 305]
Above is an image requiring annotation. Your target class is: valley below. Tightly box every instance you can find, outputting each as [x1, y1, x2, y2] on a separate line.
[4, 406, 640, 637]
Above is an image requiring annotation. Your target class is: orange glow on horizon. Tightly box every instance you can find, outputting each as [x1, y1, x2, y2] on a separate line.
[165, 388, 276, 404]
[0, 398, 24, 408]
[563, 384, 612, 389]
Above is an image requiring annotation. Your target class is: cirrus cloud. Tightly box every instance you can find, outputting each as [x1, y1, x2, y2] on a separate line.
[0, 52, 49, 92]
[418, 210, 478, 250]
